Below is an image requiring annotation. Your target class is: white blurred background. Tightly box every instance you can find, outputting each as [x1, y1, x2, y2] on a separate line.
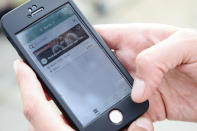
[0, 0, 197, 130]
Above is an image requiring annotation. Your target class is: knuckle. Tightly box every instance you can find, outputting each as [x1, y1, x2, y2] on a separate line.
[136, 51, 166, 73]
[136, 52, 152, 67]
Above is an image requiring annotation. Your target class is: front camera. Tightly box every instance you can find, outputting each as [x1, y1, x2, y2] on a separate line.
[32, 5, 37, 10]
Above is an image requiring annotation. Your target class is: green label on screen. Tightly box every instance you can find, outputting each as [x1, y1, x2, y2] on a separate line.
[17, 4, 74, 44]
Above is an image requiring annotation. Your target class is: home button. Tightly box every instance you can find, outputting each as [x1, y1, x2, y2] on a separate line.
[109, 109, 123, 124]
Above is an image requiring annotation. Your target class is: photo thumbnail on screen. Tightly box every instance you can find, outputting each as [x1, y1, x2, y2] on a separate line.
[34, 24, 89, 66]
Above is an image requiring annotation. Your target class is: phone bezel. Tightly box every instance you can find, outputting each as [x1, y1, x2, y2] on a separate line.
[1, 0, 149, 130]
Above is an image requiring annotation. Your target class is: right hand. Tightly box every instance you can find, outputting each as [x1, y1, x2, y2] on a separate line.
[96, 23, 197, 131]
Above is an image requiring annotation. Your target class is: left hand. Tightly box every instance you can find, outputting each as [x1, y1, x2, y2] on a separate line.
[14, 60, 75, 131]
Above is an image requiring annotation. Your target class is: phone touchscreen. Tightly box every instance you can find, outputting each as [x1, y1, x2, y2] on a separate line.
[16, 4, 132, 127]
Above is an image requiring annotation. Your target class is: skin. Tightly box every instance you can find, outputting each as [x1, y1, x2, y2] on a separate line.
[14, 23, 197, 131]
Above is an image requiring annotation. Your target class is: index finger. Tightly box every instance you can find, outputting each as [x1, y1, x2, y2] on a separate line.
[95, 24, 178, 50]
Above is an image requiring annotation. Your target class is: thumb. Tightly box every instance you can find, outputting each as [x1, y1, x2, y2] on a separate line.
[131, 29, 197, 103]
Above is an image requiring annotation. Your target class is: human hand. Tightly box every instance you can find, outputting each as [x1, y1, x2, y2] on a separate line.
[96, 23, 197, 130]
[14, 60, 75, 131]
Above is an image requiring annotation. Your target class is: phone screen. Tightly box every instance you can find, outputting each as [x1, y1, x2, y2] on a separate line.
[16, 4, 131, 127]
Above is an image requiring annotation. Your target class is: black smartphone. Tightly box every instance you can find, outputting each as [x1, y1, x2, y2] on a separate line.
[1, 0, 148, 130]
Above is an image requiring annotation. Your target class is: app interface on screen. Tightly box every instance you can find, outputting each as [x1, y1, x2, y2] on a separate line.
[16, 4, 131, 127]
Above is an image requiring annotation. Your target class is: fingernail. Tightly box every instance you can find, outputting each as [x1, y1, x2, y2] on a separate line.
[136, 118, 152, 131]
[13, 60, 19, 74]
[132, 78, 146, 101]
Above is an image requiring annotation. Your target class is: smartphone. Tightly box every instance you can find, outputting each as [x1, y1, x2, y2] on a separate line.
[1, 0, 148, 130]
